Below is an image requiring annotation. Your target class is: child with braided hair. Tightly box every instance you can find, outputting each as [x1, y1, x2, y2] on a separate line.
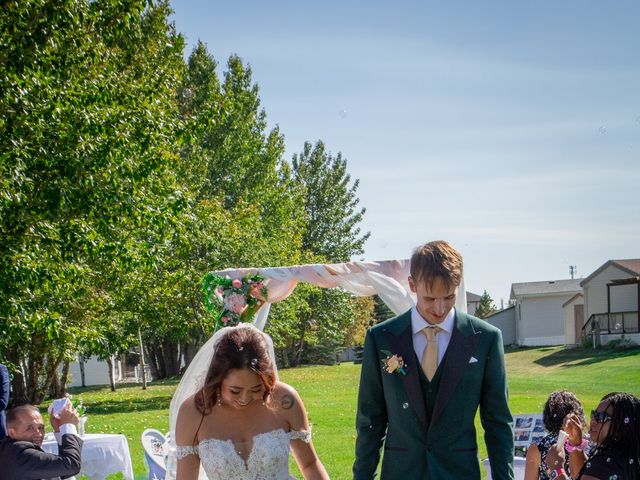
[545, 391, 640, 480]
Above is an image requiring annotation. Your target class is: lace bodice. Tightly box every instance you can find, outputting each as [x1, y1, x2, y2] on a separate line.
[176, 428, 311, 479]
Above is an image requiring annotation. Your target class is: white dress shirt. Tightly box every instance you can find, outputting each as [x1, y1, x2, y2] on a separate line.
[411, 306, 455, 367]
[53, 423, 79, 444]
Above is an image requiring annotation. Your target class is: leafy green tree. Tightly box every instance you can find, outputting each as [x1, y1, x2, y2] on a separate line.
[135, 42, 307, 377]
[0, 0, 185, 402]
[475, 290, 497, 319]
[292, 141, 370, 262]
[267, 141, 372, 365]
[373, 294, 395, 324]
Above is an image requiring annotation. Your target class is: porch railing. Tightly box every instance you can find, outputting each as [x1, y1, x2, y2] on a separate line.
[583, 311, 640, 335]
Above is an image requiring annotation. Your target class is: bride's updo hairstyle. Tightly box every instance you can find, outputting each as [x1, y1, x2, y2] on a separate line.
[195, 325, 276, 415]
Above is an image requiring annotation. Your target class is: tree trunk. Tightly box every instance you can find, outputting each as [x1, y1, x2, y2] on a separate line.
[147, 346, 160, 380]
[26, 355, 41, 403]
[79, 354, 86, 388]
[162, 338, 180, 377]
[59, 360, 70, 397]
[138, 327, 147, 390]
[41, 352, 63, 402]
[155, 345, 167, 379]
[293, 323, 307, 367]
[181, 337, 200, 371]
[106, 355, 116, 392]
[6, 347, 27, 406]
[50, 368, 61, 399]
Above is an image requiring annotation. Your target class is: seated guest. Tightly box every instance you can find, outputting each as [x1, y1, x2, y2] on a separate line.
[545, 391, 640, 480]
[0, 403, 82, 480]
[524, 390, 586, 480]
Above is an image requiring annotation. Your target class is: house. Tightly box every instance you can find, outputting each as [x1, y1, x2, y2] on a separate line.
[510, 279, 582, 346]
[466, 291, 481, 316]
[578, 259, 640, 346]
[485, 306, 516, 346]
[67, 355, 124, 388]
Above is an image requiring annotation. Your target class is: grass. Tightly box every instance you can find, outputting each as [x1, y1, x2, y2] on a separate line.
[55, 346, 640, 479]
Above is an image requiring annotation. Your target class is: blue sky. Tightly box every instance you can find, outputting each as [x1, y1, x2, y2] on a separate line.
[170, 1, 640, 305]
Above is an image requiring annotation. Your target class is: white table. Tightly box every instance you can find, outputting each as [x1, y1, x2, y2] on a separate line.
[42, 433, 134, 480]
[484, 456, 526, 480]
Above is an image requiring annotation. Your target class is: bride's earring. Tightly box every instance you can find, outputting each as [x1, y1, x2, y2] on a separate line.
[216, 389, 222, 407]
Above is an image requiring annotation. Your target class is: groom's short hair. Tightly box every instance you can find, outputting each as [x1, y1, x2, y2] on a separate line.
[410, 240, 463, 289]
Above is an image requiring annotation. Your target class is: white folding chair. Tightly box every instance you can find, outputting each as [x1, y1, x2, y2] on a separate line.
[142, 428, 167, 480]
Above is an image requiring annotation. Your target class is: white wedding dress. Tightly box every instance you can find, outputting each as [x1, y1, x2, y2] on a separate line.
[176, 428, 310, 479]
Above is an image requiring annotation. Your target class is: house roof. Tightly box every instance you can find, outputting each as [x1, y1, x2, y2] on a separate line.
[466, 291, 481, 302]
[580, 259, 640, 287]
[510, 279, 582, 297]
[562, 293, 584, 308]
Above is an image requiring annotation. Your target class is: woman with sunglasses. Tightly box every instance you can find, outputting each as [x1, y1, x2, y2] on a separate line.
[545, 392, 640, 480]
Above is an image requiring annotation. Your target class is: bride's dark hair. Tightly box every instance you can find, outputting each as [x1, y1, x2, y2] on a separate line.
[195, 326, 276, 415]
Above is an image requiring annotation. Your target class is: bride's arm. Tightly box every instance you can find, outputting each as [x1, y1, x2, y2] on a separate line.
[279, 383, 330, 480]
[175, 396, 202, 480]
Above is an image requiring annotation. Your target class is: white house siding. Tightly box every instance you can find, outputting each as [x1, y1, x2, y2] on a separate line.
[518, 294, 576, 346]
[467, 301, 479, 316]
[485, 307, 516, 345]
[584, 264, 634, 319]
[67, 355, 123, 388]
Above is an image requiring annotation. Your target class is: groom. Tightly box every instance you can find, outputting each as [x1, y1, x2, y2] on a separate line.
[353, 240, 514, 479]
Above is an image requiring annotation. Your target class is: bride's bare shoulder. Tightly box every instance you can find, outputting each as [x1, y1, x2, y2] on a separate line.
[178, 394, 201, 420]
[271, 382, 305, 413]
[176, 394, 205, 443]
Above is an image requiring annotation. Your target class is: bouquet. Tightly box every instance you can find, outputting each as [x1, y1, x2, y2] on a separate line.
[202, 273, 268, 330]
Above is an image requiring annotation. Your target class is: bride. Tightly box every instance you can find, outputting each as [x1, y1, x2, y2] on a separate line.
[173, 324, 329, 480]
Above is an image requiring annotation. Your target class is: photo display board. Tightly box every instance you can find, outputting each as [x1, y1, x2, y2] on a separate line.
[513, 413, 545, 448]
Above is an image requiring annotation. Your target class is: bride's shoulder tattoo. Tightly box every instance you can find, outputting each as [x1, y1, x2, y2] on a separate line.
[281, 394, 295, 410]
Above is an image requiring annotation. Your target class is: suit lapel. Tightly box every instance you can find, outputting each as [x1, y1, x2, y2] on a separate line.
[383, 311, 428, 430]
[431, 311, 481, 426]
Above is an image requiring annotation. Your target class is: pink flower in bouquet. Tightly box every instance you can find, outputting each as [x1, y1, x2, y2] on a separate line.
[221, 316, 230, 324]
[250, 283, 266, 302]
[232, 279, 242, 288]
[225, 293, 246, 314]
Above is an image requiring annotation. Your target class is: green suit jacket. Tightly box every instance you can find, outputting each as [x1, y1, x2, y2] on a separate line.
[353, 309, 514, 480]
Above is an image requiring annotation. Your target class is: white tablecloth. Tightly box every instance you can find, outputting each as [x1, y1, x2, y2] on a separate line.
[42, 433, 134, 480]
[484, 456, 526, 480]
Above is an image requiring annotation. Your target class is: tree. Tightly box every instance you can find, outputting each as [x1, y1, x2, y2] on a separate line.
[475, 290, 497, 319]
[135, 42, 308, 377]
[373, 295, 395, 324]
[0, 0, 185, 402]
[267, 141, 372, 365]
[292, 141, 370, 262]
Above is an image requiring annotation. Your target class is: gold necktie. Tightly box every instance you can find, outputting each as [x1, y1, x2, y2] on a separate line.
[421, 326, 442, 381]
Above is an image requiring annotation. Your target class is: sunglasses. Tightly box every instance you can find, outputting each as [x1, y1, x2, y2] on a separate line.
[590, 409, 613, 424]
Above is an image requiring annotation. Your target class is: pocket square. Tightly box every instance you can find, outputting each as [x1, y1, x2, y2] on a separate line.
[468, 357, 478, 364]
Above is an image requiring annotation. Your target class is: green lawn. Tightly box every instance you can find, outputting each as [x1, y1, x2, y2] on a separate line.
[58, 346, 640, 479]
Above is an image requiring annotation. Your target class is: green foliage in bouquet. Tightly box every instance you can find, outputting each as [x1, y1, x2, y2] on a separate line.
[202, 273, 268, 330]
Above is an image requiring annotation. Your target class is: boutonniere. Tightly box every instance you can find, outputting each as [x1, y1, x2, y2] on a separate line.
[381, 350, 407, 375]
